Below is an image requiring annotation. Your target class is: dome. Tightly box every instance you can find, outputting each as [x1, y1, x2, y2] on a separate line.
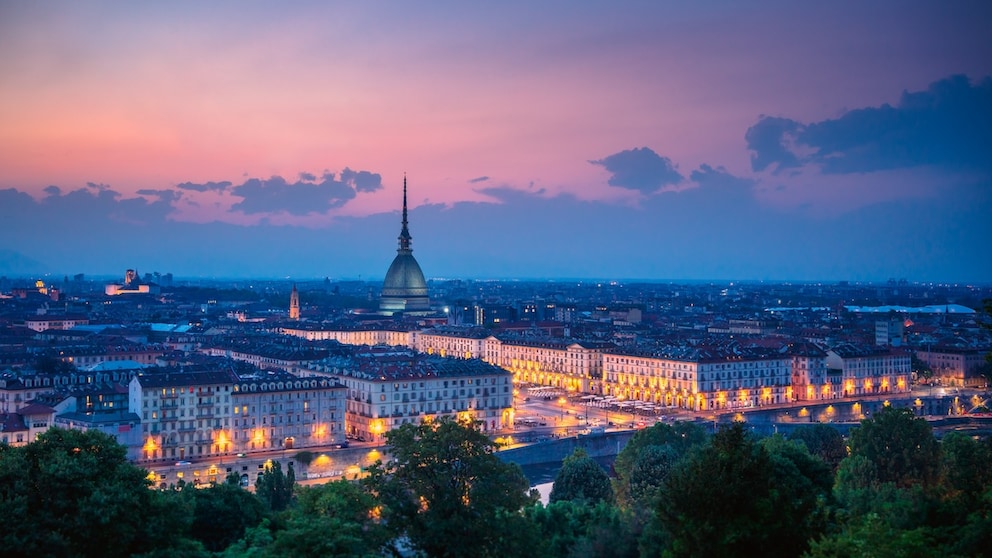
[380, 253, 429, 312]
[379, 177, 431, 314]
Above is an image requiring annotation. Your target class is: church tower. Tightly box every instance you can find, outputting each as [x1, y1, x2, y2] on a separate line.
[289, 284, 300, 320]
[380, 176, 430, 314]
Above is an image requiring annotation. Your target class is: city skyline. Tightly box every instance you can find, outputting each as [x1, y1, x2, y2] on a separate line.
[1, 2, 990, 282]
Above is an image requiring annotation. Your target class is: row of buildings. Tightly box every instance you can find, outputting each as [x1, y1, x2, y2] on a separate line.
[280, 323, 914, 412]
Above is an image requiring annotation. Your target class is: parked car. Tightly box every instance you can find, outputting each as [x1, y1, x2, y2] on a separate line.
[175, 460, 192, 467]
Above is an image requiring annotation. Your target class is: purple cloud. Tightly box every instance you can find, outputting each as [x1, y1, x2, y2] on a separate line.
[590, 147, 683, 193]
[746, 75, 992, 175]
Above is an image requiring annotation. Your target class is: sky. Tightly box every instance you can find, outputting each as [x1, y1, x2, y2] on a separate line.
[1, 1, 990, 283]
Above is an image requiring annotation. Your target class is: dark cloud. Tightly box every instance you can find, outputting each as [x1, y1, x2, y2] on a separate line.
[43, 185, 61, 196]
[469, 176, 490, 183]
[230, 173, 356, 215]
[744, 117, 802, 173]
[176, 181, 232, 192]
[590, 147, 683, 193]
[746, 75, 992, 174]
[340, 168, 383, 193]
[299, 172, 317, 181]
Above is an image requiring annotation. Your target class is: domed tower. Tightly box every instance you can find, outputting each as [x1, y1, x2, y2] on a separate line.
[380, 176, 430, 314]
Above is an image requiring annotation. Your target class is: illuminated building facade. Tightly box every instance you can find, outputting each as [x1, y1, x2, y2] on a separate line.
[279, 325, 414, 347]
[231, 375, 346, 452]
[308, 349, 512, 442]
[602, 346, 792, 412]
[415, 326, 491, 359]
[826, 343, 912, 397]
[486, 337, 609, 394]
[129, 369, 238, 462]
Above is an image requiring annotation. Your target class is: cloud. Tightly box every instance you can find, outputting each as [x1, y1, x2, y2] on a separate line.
[136, 188, 182, 203]
[299, 172, 317, 181]
[340, 168, 382, 193]
[176, 180, 232, 192]
[744, 117, 803, 173]
[230, 173, 358, 215]
[590, 147, 683, 193]
[746, 74, 992, 174]
[469, 176, 490, 184]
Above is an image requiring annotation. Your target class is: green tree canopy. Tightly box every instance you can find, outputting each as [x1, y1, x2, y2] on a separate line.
[846, 405, 941, 489]
[787, 423, 848, 471]
[526, 500, 640, 558]
[229, 481, 391, 558]
[364, 416, 538, 558]
[550, 448, 614, 505]
[656, 423, 831, 558]
[0, 428, 191, 557]
[189, 481, 266, 552]
[612, 421, 706, 509]
[255, 460, 296, 512]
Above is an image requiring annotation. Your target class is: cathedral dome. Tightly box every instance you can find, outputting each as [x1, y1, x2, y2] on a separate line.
[380, 177, 430, 314]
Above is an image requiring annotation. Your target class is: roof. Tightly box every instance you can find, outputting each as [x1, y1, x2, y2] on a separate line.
[17, 403, 55, 416]
[132, 368, 238, 388]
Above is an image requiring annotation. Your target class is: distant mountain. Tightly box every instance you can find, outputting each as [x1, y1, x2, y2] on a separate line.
[0, 250, 50, 276]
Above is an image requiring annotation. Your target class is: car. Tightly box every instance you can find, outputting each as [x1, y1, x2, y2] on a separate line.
[335, 441, 350, 449]
[236, 453, 247, 458]
[175, 460, 192, 467]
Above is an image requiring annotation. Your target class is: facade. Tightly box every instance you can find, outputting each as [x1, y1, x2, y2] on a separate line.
[280, 325, 414, 347]
[308, 349, 513, 442]
[129, 369, 239, 462]
[788, 342, 835, 402]
[602, 346, 793, 412]
[380, 177, 430, 314]
[825, 343, 912, 397]
[486, 337, 610, 394]
[415, 326, 491, 359]
[24, 315, 90, 332]
[0, 403, 55, 446]
[231, 374, 347, 453]
[916, 347, 989, 387]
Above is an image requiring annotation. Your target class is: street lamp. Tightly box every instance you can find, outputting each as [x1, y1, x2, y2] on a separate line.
[558, 397, 566, 422]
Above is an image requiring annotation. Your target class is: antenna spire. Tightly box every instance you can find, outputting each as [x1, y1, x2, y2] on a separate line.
[398, 174, 412, 252]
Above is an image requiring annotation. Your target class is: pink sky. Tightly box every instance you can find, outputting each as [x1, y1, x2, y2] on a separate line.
[3, 1, 989, 226]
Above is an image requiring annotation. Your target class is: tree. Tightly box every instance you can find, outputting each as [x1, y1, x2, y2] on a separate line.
[549, 448, 613, 505]
[0, 428, 192, 557]
[846, 405, 941, 489]
[189, 482, 266, 552]
[255, 460, 296, 512]
[612, 421, 706, 509]
[247, 481, 392, 558]
[788, 423, 848, 471]
[364, 416, 538, 558]
[939, 431, 992, 507]
[806, 513, 943, 558]
[912, 354, 934, 384]
[526, 500, 640, 558]
[655, 423, 831, 558]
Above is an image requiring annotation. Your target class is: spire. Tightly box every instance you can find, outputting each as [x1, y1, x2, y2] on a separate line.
[398, 174, 412, 252]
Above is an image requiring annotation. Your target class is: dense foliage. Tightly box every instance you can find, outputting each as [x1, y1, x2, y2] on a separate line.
[3, 409, 991, 557]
